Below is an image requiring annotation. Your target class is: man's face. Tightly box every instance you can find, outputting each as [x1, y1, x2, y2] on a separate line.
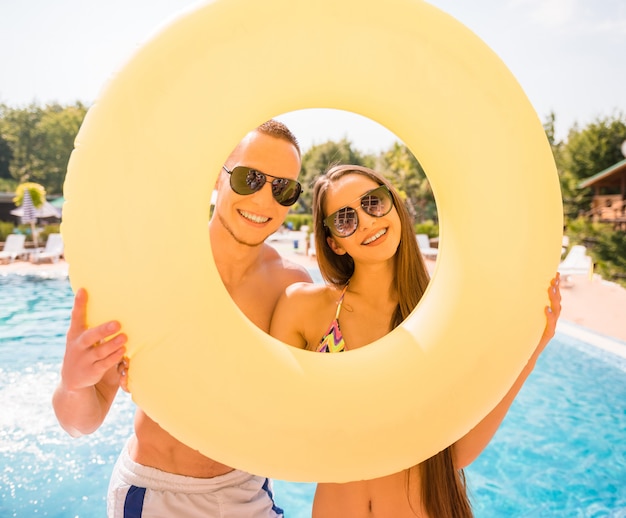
[214, 131, 301, 247]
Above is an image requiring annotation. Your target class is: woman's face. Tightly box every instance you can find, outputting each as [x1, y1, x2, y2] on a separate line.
[323, 174, 402, 262]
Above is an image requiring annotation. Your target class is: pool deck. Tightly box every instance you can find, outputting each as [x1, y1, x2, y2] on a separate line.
[2, 237, 625, 353]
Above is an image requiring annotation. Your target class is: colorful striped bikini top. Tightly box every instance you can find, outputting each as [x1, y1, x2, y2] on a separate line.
[317, 284, 349, 353]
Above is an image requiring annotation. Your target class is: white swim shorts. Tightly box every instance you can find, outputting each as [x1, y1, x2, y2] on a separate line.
[107, 439, 284, 518]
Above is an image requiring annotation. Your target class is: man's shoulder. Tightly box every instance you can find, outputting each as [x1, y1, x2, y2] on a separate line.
[262, 244, 312, 285]
[282, 257, 313, 282]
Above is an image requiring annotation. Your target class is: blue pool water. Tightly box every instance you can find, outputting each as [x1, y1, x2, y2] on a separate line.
[1, 273, 625, 517]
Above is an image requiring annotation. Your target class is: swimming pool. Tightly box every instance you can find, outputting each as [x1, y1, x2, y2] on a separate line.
[1, 273, 625, 517]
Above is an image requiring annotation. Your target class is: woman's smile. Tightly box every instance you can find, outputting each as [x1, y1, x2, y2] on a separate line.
[362, 227, 388, 245]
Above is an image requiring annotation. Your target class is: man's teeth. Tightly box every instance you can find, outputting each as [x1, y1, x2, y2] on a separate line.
[240, 210, 269, 223]
[363, 228, 386, 244]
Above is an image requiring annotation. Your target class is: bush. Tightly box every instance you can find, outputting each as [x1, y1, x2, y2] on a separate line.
[414, 220, 439, 238]
[0, 221, 15, 242]
[285, 214, 313, 231]
[16, 224, 35, 239]
[10, 223, 60, 246]
[566, 217, 626, 288]
[38, 224, 61, 243]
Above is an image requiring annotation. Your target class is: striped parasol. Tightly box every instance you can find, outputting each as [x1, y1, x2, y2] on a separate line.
[19, 188, 40, 247]
[20, 188, 37, 224]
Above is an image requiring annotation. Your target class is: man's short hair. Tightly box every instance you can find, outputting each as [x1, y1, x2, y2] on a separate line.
[257, 119, 301, 157]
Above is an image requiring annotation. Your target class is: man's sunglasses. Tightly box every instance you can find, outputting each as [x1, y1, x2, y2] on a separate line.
[323, 185, 394, 238]
[222, 165, 302, 207]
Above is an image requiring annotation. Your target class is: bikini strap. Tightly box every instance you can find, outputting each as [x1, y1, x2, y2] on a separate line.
[334, 283, 349, 319]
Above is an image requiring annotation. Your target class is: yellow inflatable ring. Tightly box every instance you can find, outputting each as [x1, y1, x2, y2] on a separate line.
[62, 0, 562, 482]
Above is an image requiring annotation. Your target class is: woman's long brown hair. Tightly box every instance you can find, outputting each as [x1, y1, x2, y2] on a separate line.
[312, 164, 473, 517]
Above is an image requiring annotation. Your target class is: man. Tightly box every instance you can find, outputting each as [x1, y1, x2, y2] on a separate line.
[52, 120, 312, 517]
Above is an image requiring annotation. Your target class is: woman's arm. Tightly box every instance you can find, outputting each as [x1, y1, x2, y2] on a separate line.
[453, 274, 561, 468]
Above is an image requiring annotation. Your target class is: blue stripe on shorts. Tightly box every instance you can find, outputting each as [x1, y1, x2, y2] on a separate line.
[124, 485, 146, 518]
[262, 478, 284, 517]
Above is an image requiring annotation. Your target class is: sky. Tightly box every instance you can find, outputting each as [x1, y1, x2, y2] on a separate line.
[1, 0, 625, 153]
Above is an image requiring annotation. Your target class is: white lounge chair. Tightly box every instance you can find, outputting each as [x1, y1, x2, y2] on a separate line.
[30, 233, 64, 264]
[558, 244, 593, 285]
[0, 234, 27, 263]
[416, 233, 438, 260]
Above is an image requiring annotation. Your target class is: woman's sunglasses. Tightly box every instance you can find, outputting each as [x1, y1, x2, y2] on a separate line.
[222, 165, 302, 207]
[323, 185, 394, 238]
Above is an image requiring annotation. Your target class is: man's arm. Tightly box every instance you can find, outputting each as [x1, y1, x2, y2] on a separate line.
[52, 288, 128, 437]
[270, 282, 313, 349]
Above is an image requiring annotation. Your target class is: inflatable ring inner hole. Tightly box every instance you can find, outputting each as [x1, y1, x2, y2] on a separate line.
[212, 108, 440, 347]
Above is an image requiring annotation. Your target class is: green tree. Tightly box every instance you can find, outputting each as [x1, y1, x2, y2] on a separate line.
[377, 142, 435, 223]
[0, 102, 87, 195]
[298, 139, 373, 213]
[543, 111, 559, 148]
[0, 132, 12, 180]
[557, 113, 626, 220]
[0, 103, 44, 184]
[31, 103, 87, 194]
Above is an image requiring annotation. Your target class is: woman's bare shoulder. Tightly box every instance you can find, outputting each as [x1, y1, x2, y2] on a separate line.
[284, 281, 335, 303]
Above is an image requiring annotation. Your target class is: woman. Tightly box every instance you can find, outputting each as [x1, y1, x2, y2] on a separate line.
[270, 164, 561, 517]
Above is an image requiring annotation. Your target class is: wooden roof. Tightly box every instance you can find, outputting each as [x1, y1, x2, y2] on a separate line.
[579, 158, 626, 189]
